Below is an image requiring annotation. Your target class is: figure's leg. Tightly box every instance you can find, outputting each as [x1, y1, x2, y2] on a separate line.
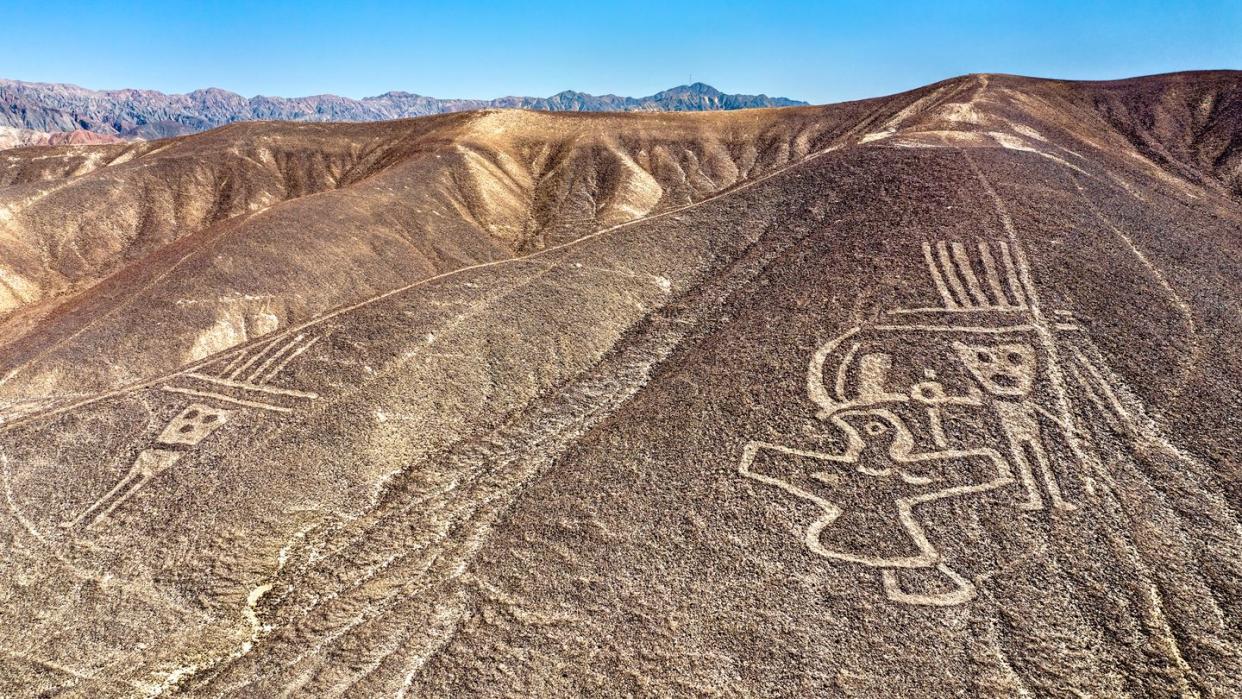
[1004, 432, 1044, 510]
[86, 473, 155, 529]
[881, 564, 976, 606]
[87, 450, 182, 528]
[1024, 436, 1075, 510]
[65, 449, 183, 530]
[63, 464, 144, 528]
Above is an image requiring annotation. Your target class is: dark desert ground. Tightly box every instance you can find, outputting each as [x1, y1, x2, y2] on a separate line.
[0, 71, 1240, 696]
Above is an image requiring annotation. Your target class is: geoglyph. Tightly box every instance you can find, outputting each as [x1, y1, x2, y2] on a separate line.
[740, 237, 1158, 605]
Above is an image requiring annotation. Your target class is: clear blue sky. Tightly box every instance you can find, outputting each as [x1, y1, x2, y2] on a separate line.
[5, 1, 1239, 104]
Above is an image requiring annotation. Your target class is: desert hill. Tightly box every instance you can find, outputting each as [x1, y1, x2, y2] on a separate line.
[0, 71, 1239, 696]
[0, 94, 920, 404]
[0, 126, 124, 150]
[0, 78, 806, 141]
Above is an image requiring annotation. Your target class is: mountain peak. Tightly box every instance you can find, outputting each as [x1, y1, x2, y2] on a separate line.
[682, 82, 724, 94]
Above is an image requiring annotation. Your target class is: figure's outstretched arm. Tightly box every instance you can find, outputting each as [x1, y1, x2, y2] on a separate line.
[899, 447, 1014, 496]
[738, 440, 850, 514]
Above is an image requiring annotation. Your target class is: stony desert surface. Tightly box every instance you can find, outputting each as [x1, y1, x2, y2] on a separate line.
[0, 71, 1239, 696]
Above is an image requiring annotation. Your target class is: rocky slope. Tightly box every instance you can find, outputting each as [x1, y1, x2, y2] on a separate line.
[0, 79, 806, 140]
[0, 126, 124, 150]
[0, 98, 911, 401]
[0, 71, 1239, 697]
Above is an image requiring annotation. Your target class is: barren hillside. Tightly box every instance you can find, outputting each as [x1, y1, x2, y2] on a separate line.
[0, 92, 924, 403]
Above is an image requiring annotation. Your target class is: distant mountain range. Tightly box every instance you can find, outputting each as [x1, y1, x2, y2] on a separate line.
[0, 79, 807, 141]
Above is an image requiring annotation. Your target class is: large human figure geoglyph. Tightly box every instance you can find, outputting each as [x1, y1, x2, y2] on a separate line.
[739, 238, 1137, 606]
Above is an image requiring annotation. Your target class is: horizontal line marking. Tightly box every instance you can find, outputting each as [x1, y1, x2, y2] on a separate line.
[160, 385, 294, 413]
[886, 306, 1026, 315]
[183, 372, 318, 399]
[872, 324, 1035, 333]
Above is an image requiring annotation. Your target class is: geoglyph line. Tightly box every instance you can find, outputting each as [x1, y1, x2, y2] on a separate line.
[996, 240, 1028, 307]
[922, 242, 959, 308]
[950, 241, 991, 306]
[935, 241, 973, 307]
[226, 335, 285, 380]
[183, 372, 319, 399]
[977, 241, 1013, 306]
[834, 342, 861, 401]
[871, 323, 1040, 333]
[1070, 172, 1200, 397]
[160, 386, 293, 413]
[219, 338, 264, 377]
[259, 335, 323, 385]
[920, 239, 1026, 311]
[247, 334, 306, 383]
[887, 306, 1025, 315]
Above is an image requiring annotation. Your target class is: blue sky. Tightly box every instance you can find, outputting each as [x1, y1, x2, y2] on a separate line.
[5, 1, 1239, 104]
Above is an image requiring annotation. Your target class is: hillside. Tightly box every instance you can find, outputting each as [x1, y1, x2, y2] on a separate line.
[0, 79, 806, 140]
[0, 71, 1239, 697]
[0, 126, 124, 150]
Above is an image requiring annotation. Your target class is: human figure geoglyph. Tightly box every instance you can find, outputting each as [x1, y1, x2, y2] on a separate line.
[739, 239, 1131, 605]
[951, 340, 1072, 510]
[62, 333, 322, 530]
[741, 408, 1012, 605]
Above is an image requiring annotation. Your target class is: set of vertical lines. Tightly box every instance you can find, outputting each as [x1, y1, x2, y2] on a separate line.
[258, 334, 322, 384]
[921, 240, 1027, 310]
[220, 335, 282, 380]
[163, 333, 323, 414]
[217, 333, 321, 386]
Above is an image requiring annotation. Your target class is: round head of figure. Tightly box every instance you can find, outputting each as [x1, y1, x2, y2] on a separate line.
[832, 408, 915, 457]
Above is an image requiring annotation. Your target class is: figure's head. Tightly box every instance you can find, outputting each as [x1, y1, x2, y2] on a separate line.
[951, 341, 1036, 396]
[831, 408, 915, 457]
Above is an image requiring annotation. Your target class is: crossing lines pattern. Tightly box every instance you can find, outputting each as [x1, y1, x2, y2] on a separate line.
[63, 332, 325, 531]
[164, 334, 322, 415]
